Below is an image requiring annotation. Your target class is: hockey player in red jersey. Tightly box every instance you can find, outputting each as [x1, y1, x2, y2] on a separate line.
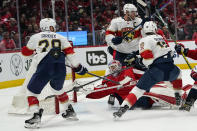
[22, 18, 88, 128]
[85, 60, 153, 109]
[83, 60, 187, 109]
[175, 43, 197, 111]
[113, 21, 183, 118]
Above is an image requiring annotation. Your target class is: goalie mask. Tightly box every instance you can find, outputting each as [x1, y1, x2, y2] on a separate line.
[108, 60, 122, 75]
[123, 4, 137, 15]
[40, 18, 56, 32]
[142, 21, 157, 35]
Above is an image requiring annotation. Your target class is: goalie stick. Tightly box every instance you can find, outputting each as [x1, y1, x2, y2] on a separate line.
[155, 9, 192, 70]
[83, 84, 133, 95]
[83, 84, 193, 106]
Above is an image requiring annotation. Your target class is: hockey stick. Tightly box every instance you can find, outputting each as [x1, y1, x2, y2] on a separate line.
[137, 0, 147, 7]
[86, 72, 119, 84]
[45, 66, 133, 100]
[65, 65, 120, 84]
[65, 66, 134, 94]
[155, 9, 192, 70]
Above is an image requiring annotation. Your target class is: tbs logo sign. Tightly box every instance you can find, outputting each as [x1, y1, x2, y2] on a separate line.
[86, 51, 107, 66]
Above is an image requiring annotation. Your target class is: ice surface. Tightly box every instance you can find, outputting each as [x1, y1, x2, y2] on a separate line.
[1, 69, 197, 131]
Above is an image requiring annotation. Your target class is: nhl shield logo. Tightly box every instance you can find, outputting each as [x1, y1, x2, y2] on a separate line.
[10, 54, 23, 76]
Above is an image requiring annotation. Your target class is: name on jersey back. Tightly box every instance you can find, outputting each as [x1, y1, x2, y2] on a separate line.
[41, 34, 56, 38]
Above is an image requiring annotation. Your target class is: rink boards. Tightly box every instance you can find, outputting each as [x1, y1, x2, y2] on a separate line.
[0, 40, 196, 89]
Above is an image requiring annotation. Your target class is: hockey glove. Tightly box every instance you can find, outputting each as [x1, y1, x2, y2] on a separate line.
[174, 43, 189, 56]
[191, 70, 197, 81]
[112, 36, 123, 45]
[74, 64, 88, 75]
[124, 51, 139, 67]
[133, 57, 147, 71]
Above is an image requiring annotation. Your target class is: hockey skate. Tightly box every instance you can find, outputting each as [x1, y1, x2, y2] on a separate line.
[179, 98, 195, 111]
[62, 104, 78, 121]
[113, 105, 129, 119]
[175, 93, 182, 106]
[24, 108, 44, 129]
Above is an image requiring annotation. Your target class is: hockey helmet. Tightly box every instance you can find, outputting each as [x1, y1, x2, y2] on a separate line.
[108, 60, 122, 74]
[123, 4, 137, 14]
[40, 18, 56, 32]
[142, 21, 157, 34]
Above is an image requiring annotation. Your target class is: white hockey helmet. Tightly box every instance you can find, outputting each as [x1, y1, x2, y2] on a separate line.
[123, 4, 137, 14]
[142, 21, 157, 34]
[39, 18, 56, 32]
[108, 60, 122, 74]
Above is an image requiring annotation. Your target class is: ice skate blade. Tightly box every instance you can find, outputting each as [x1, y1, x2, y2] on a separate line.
[113, 114, 121, 120]
[24, 122, 41, 129]
[63, 116, 79, 121]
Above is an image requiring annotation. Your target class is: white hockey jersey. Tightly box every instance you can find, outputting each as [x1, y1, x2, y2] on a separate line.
[139, 34, 172, 67]
[22, 31, 80, 68]
[105, 17, 142, 54]
[27, 31, 71, 54]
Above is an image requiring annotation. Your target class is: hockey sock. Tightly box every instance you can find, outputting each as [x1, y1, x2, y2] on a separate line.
[27, 96, 39, 112]
[171, 79, 183, 92]
[57, 92, 69, 110]
[122, 93, 137, 108]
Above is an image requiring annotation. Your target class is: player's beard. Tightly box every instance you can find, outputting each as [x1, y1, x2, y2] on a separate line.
[126, 14, 135, 21]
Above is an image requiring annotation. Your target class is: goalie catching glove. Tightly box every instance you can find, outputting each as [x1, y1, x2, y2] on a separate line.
[73, 64, 88, 75]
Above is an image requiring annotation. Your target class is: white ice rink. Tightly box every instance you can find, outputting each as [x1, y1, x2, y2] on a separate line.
[1, 69, 197, 131]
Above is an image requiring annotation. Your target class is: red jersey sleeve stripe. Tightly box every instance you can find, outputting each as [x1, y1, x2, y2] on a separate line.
[105, 30, 122, 37]
[21, 46, 34, 56]
[63, 47, 75, 55]
[105, 30, 116, 35]
[140, 50, 154, 59]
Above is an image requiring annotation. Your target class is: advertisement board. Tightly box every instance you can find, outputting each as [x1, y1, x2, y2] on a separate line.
[0, 40, 196, 89]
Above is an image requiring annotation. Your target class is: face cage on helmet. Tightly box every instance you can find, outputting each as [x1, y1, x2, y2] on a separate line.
[109, 63, 121, 74]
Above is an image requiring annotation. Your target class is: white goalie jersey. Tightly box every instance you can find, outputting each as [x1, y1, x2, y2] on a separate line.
[105, 17, 142, 54]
